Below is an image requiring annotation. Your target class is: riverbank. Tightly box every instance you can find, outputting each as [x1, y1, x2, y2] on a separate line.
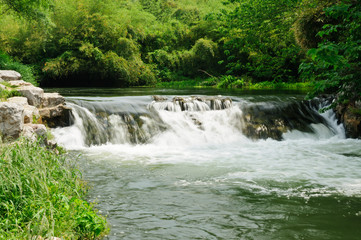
[153, 77, 313, 91]
[0, 70, 109, 239]
[0, 139, 108, 239]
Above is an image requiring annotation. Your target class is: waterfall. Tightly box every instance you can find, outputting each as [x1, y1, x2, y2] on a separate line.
[52, 95, 345, 149]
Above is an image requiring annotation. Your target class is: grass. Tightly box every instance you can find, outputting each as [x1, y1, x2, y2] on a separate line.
[0, 139, 108, 239]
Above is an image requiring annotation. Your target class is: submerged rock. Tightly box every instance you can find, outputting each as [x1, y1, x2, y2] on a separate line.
[240, 100, 328, 140]
[150, 96, 232, 112]
[152, 95, 167, 101]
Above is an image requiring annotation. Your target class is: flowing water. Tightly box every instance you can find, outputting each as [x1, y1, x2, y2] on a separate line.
[50, 88, 361, 240]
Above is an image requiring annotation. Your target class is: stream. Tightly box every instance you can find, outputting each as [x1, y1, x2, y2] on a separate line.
[50, 88, 361, 240]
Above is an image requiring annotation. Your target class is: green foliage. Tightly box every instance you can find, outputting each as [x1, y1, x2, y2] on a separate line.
[217, 0, 302, 83]
[300, 0, 361, 103]
[0, 139, 108, 239]
[0, 0, 53, 23]
[0, 87, 21, 101]
[0, 51, 37, 85]
[1, 0, 348, 90]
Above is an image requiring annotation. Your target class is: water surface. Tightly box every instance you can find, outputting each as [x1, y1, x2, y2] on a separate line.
[52, 88, 361, 239]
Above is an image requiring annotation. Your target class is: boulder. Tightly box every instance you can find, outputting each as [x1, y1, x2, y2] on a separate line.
[22, 124, 47, 141]
[7, 97, 40, 124]
[0, 70, 21, 81]
[8, 80, 33, 87]
[240, 100, 328, 140]
[335, 103, 361, 139]
[17, 85, 44, 107]
[39, 104, 73, 128]
[24, 105, 40, 124]
[7, 96, 28, 105]
[152, 95, 167, 101]
[42, 92, 65, 108]
[0, 102, 24, 139]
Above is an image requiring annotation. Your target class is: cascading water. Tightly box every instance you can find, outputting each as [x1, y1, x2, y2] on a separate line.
[52, 91, 361, 240]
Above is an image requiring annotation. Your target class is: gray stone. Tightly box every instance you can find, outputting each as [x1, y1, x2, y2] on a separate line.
[22, 124, 47, 141]
[7, 96, 29, 105]
[0, 83, 5, 90]
[0, 70, 21, 81]
[42, 92, 65, 108]
[7, 97, 40, 124]
[17, 85, 44, 107]
[24, 105, 40, 124]
[39, 104, 73, 128]
[8, 80, 33, 87]
[0, 102, 24, 139]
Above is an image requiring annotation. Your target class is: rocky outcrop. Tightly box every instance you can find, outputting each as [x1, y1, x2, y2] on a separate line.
[335, 102, 361, 139]
[39, 104, 73, 128]
[7, 96, 40, 124]
[240, 99, 329, 140]
[0, 102, 24, 139]
[8, 80, 32, 87]
[151, 96, 232, 111]
[0, 70, 21, 81]
[17, 85, 44, 107]
[42, 93, 65, 107]
[0, 70, 73, 142]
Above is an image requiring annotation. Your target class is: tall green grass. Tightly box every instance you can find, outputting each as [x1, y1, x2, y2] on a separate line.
[0, 139, 108, 239]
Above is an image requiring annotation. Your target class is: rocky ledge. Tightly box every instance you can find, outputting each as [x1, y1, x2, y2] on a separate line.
[0, 70, 73, 143]
[335, 101, 361, 139]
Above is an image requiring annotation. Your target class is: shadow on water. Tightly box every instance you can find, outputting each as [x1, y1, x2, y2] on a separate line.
[44, 87, 307, 99]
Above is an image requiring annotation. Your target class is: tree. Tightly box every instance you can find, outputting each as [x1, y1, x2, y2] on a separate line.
[300, 0, 361, 104]
[0, 0, 53, 22]
[217, 0, 302, 82]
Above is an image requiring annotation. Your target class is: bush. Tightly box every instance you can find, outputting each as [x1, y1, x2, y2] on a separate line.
[0, 51, 37, 85]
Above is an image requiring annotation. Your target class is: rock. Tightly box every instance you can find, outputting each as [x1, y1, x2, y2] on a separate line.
[0, 102, 24, 140]
[0, 70, 21, 81]
[42, 92, 65, 108]
[7, 96, 28, 105]
[0, 84, 5, 90]
[7, 97, 40, 124]
[240, 100, 327, 140]
[22, 124, 47, 141]
[17, 85, 44, 107]
[8, 80, 33, 87]
[24, 105, 40, 124]
[152, 95, 167, 101]
[335, 103, 361, 139]
[39, 104, 73, 128]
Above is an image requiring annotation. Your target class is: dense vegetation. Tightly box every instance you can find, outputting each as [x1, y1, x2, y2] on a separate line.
[0, 139, 108, 239]
[0, 0, 360, 101]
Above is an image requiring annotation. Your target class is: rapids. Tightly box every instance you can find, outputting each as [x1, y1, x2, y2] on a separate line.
[51, 89, 361, 240]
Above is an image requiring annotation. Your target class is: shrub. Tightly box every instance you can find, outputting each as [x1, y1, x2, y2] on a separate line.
[0, 51, 37, 85]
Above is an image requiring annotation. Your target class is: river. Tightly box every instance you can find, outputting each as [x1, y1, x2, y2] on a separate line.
[49, 88, 361, 240]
